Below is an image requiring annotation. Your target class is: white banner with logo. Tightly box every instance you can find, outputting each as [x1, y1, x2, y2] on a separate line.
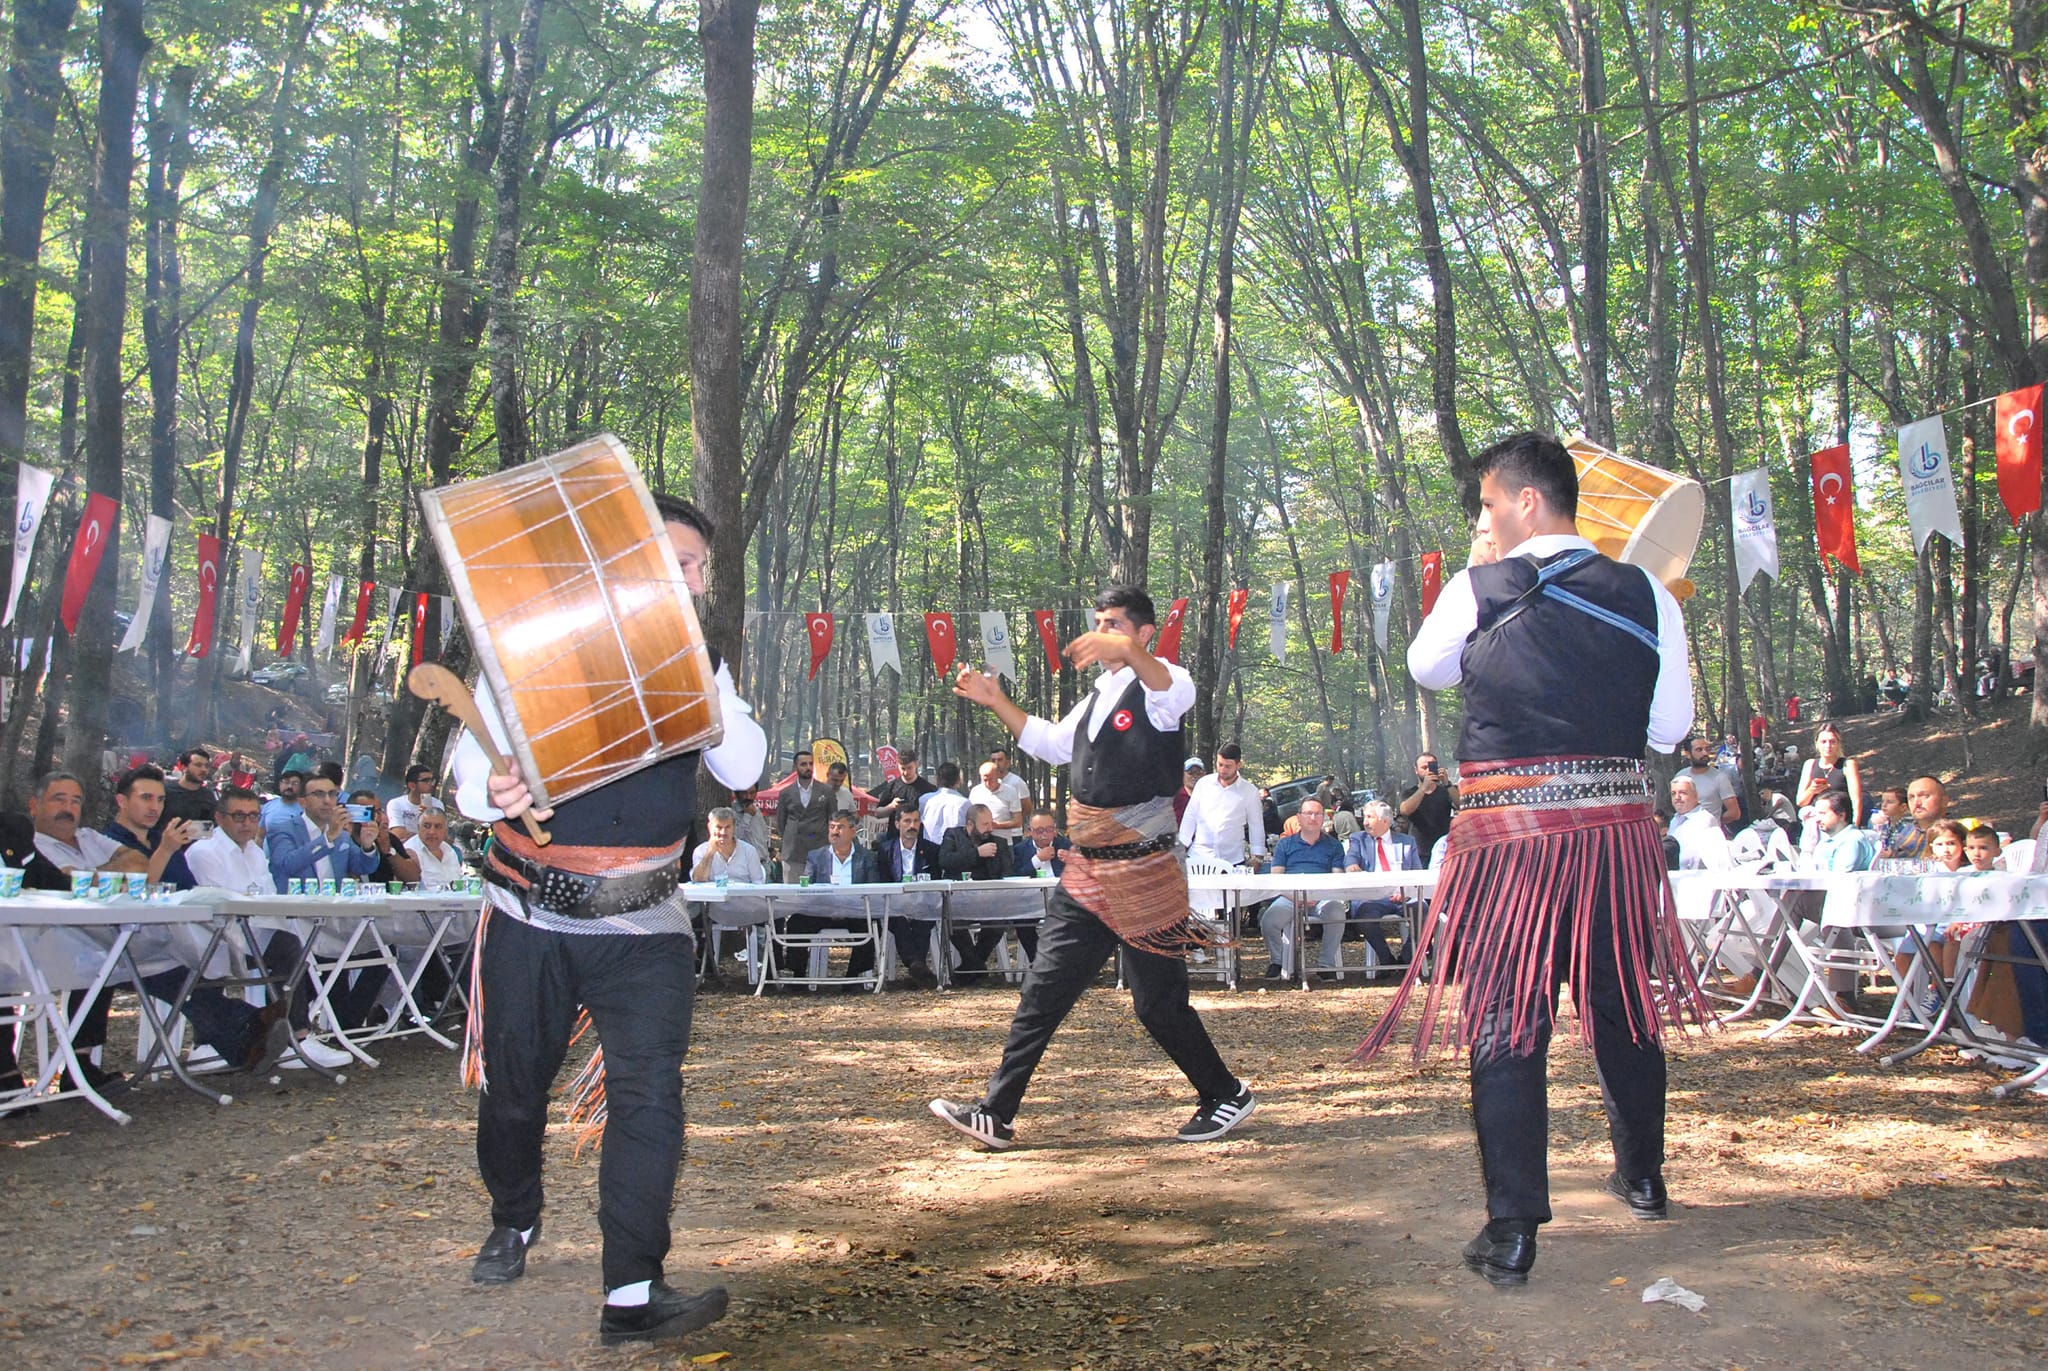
[1729, 468, 1779, 590]
[978, 611, 1017, 684]
[1370, 560, 1396, 651]
[313, 573, 344, 657]
[116, 514, 173, 652]
[864, 612, 901, 677]
[5, 460, 54, 627]
[235, 547, 262, 674]
[1269, 582, 1289, 661]
[1897, 416, 1966, 552]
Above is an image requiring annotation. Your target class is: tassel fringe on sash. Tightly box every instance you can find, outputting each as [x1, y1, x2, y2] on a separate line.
[1353, 756, 1710, 1065]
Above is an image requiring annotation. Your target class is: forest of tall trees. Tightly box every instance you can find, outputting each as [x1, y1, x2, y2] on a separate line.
[0, 0, 2043, 806]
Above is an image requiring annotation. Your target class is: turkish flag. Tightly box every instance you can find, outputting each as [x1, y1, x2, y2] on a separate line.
[1328, 571, 1351, 654]
[1032, 609, 1061, 674]
[59, 493, 118, 633]
[411, 592, 430, 664]
[341, 579, 373, 644]
[1809, 444, 1861, 574]
[185, 534, 221, 657]
[1995, 383, 2044, 528]
[804, 612, 835, 679]
[1420, 551, 1444, 615]
[1154, 596, 1189, 664]
[276, 563, 310, 655]
[1226, 588, 1249, 648]
[925, 612, 956, 676]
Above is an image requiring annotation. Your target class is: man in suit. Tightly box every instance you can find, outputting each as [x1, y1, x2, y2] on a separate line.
[1010, 812, 1071, 880]
[939, 803, 1011, 978]
[1342, 799, 1423, 981]
[775, 750, 835, 883]
[787, 814, 886, 980]
[873, 808, 942, 985]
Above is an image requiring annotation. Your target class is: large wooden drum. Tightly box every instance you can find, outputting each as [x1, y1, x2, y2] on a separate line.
[419, 434, 723, 811]
[1566, 436, 1704, 595]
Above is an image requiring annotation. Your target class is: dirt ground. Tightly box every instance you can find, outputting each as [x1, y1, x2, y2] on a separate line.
[5, 971, 2047, 1371]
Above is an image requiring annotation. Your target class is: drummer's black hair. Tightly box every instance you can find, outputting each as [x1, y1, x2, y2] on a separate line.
[1471, 430, 1578, 521]
[1094, 584, 1155, 628]
[652, 492, 714, 540]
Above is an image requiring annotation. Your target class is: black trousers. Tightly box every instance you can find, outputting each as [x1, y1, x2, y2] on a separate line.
[981, 886, 1237, 1122]
[475, 913, 696, 1290]
[1468, 893, 1666, 1225]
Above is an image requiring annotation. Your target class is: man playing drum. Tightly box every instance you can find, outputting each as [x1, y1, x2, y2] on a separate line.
[1354, 432, 1705, 1287]
[452, 493, 765, 1346]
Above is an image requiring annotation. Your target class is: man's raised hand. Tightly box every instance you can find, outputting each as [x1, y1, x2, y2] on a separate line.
[1064, 630, 1135, 672]
[953, 665, 1005, 708]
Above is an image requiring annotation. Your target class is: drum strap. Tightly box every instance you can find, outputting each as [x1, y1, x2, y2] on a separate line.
[1485, 549, 1659, 653]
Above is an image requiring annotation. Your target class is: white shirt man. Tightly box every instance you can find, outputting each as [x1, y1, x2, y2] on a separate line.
[967, 762, 1022, 835]
[1668, 778, 1727, 869]
[386, 766, 446, 842]
[404, 816, 469, 890]
[690, 808, 767, 884]
[1679, 736, 1741, 827]
[919, 765, 972, 846]
[36, 825, 122, 873]
[184, 802, 274, 895]
[1177, 747, 1267, 868]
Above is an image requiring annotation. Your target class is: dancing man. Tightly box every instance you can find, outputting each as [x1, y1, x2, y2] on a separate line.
[930, 585, 1254, 1149]
[454, 493, 765, 1345]
[1355, 432, 1704, 1286]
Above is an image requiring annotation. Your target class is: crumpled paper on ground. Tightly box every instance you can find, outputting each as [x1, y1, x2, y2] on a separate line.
[1642, 1276, 1706, 1312]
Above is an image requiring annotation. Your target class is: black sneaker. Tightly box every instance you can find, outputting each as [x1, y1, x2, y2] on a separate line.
[470, 1219, 540, 1284]
[928, 1097, 1016, 1150]
[598, 1281, 729, 1346]
[1176, 1084, 1257, 1142]
[1263, 962, 1285, 980]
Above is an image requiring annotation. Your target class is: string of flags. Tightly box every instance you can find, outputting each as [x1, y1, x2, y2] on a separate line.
[5, 382, 2039, 672]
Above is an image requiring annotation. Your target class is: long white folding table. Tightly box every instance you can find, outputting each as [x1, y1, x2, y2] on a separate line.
[703, 881, 939, 993]
[0, 891, 224, 1123]
[1183, 869, 1441, 990]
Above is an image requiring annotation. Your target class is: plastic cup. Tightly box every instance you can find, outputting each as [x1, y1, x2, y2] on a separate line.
[125, 873, 147, 900]
[318, 878, 338, 897]
[70, 870, 92, 899]
[339, 878, 358, 899]
[286, 877, 305, 896]
[0, 867, 21, 898]
[94, 872, 121, 901]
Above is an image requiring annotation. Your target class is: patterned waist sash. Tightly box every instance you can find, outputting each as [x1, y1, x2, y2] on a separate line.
[1354, 754, 1708, 1064]
[1061, 796, 1203, 955]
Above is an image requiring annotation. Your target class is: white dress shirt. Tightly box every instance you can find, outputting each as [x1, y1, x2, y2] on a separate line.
[968, 782, 1019, 827]
[35, 829, 122, 871]
[184, 829, 274, 894]
[1406, 533, 1693, 752]
[690, 839, 766, 884]
[452, 659, 767, 820]
[404, 835, 469, 889]
[828, 849, 855, 886]
[919, 788, 970, 846]
[1177, 773, 1267, 864]
[1016, 660, 1197, 765]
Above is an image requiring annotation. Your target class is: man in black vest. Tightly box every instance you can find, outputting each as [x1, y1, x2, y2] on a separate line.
[1354, 432, 1704, 1287]
[930, 585, 1253, 1150]
[456, 493, 765, 1346]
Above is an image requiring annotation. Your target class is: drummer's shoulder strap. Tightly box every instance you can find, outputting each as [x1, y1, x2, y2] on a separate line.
[1476, 549, 1659, 653]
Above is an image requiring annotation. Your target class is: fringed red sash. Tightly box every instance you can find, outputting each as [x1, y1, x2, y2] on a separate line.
[1354, 755, 1709, 1064]
[1062, 798, 1207, 955]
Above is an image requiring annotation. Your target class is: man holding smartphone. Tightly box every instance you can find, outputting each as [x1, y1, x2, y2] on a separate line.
[1396, 751, 1457, 860]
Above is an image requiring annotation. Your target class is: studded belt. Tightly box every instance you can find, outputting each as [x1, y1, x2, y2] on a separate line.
[485, 847, 681, 920]
[1456, 756, 1651, 811]
[1073, 831, 1178, 861]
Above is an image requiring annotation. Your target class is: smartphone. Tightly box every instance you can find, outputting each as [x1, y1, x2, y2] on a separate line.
[185, 819, 213, 840]
[345, 803, 376, 824]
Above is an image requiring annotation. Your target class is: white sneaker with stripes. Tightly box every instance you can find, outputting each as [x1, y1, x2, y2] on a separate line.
[928, 1098, 1017, 1150]
[1176, 1084, 1256, 1142]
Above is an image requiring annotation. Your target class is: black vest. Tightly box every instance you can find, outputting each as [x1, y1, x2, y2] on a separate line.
[531, 645, 722, 849]
[1457, 550, 1660, 762]
[1069, 676, 1184, 807]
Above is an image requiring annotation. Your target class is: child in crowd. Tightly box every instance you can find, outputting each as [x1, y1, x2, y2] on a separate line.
[1873, 786, 1914, 856]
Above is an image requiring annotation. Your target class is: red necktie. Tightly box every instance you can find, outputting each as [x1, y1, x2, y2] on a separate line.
[1377, 836, 1391, 871]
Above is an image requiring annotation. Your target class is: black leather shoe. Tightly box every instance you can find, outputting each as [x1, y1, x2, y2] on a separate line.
[57, 1060, 130, 1096]
[471, 1219, 540, 1284]
[1604, 1171, 1670, 1220]
[1461, 1222, 1537, 1286]
[598, 1281, 730, 1345]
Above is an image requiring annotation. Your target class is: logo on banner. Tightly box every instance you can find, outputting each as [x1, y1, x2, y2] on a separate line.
[985, 618, 1008, 649]
[18, 504, 34, 536]
[1742, 489, 1768, 525]
[1906, 441, 1943, 480]
[147, 542, 166, 579]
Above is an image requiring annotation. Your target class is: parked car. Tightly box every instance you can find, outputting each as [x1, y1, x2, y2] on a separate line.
[324, 681, 351, 703]
[1265, 775, 1326, 824]
[250, 661, 308, 688]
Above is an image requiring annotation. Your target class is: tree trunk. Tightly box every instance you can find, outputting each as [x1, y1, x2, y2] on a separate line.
[62, 0, 148, 790]
[486, 0, 548, 471]
[1567, 0, 1613, 446]
[0, 0, 80, 474]
[690, 0, 760, 671]
[143, 64, 196, 726]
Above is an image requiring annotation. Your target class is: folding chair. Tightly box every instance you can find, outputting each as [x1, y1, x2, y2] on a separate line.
[758, 888, 886, 994]
[1183, 857, 1242, 987]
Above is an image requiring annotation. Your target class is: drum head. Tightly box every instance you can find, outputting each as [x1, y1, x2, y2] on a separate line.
[422, 435, 723, 809]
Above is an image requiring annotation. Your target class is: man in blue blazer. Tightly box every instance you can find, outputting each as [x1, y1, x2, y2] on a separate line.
[1342, 799, 1423, 979]
[787, 814, 888, 981]
[1009, 812, 1072, 879]
[872, 808, 942, 984]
